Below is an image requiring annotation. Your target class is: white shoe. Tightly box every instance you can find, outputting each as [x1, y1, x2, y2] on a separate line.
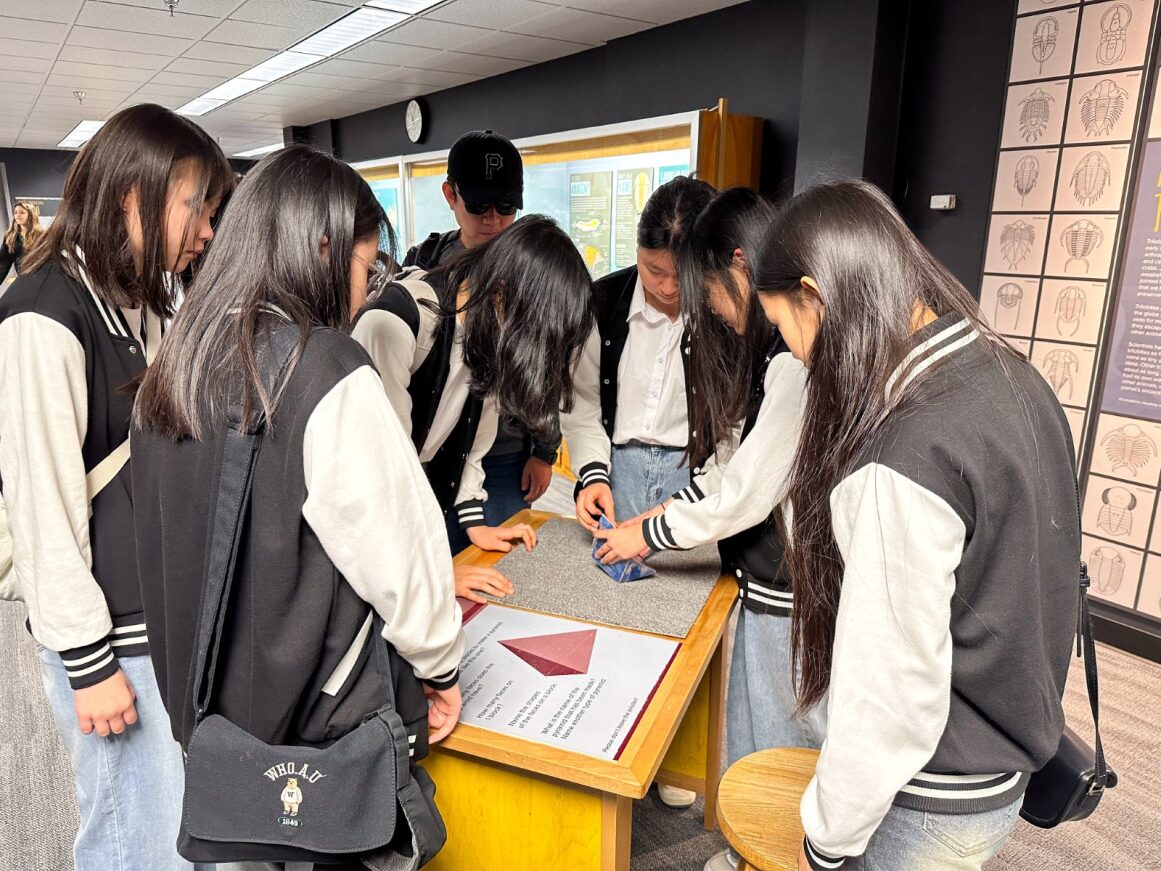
[657, 783, 697, 808]
[703, 849, 739, 871]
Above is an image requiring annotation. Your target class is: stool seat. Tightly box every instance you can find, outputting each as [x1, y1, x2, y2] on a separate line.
[715, 747, 820, 871]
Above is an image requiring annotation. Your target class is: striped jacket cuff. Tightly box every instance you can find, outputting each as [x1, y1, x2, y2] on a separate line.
[423, 667, 459, 691]
[456, 499, 487, 529]
[59, 639, 119, 690]
[577, 462, 611, 489]
[642, 514, 682, 552]
[671, 480, 705, 503]
[803, 837, 848, 870]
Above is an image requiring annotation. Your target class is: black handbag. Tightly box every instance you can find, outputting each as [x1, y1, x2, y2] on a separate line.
[1020, 561, 1117, 828]
[177, 326, 447, 867]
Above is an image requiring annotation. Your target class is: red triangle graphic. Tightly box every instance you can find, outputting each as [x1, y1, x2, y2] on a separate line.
[499, 629, 597, 677]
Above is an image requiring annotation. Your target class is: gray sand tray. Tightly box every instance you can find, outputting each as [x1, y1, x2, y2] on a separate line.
[489, 517, 723, 638]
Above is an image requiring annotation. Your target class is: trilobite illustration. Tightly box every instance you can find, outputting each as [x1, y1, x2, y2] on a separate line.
[1061, 219, 1104, 273]
[1088, 546, 1126, 595]
[1097, 486, 1137, 537]
[1014, 155, 1040, 205]
[1054, 285, 1087, 336]
[1032, 16, 1059, 75]
[993, 282, 1024, 329]
[1101, 424, 1157, 476]
[1097, 4, 1132, 67]
[1070, 151, 1112, 206]
[1079, 78, 1129, 137]
[1019, 87, 1055, 142]
[1000, 219, 1036, 269]
[1042, 348, 1079, 398]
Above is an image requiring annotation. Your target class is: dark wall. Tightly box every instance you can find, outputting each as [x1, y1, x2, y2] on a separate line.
[0, 149, 74, 200]
[330, 0, 806, 194]
[893, 0, 1016, 293]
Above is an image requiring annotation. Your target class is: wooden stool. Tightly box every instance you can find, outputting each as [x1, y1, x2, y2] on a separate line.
[715, 747, 820, 871]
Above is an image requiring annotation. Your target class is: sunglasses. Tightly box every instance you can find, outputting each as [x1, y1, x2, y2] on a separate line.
[456, 187, 518, 217]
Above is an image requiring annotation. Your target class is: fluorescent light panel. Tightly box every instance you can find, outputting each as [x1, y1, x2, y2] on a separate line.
[176, 7, 409, 118]
[365, 0, 443, 12]
[234, 143, 283, 158]
[57, 119, 105, 148]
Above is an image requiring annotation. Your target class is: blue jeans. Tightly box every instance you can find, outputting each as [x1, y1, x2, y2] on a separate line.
[610, 442, 690, 522]
[36, 647, 196, 871]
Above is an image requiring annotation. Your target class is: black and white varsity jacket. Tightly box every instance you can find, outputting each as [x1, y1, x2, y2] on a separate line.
[0, 257, 160, 689]
[562, 265, 693, 493]
[642, 339, 805, 616]
[801, 314, 1079, 870]
[132, 323, 464, 750]
[352, 268, 498, 529]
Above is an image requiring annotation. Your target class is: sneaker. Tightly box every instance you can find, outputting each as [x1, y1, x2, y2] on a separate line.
[703, 849, 739, 871]
[657, 783, 697, 808]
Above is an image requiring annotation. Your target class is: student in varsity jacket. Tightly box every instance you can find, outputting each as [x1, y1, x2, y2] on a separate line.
[132, 147, 465, 768]
[402, 131, 558, 550]
[593, 188, 823, 871]
[0, 104, 232, 871]
[753, 180, 1079, 871]
[565, 176, 717, 533]
[353, 214, 593, 600]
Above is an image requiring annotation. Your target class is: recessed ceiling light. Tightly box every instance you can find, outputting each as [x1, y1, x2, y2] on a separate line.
[176, 96, 228, 116]
[294, 8, 406, 56]
[365, 0, 443, 12]
[57, 119, 105, 148]
[234, 143, 283, 158]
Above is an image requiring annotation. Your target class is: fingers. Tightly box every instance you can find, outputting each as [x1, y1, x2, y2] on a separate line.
[122, 702, 139, 727]
[591, 528, 610, 541]
[595, 542, 611, 559]
[463, 589, 488, 604]
[77, 716, 94, 735]
[428, 700, 459, 743]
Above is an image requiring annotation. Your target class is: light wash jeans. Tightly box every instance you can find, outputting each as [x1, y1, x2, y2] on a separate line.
[36, 646, 198, 871]
[611, 442, 690, 522]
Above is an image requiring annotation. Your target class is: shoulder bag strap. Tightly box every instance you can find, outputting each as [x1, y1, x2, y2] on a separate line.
[1077, 562, 1109, 791]
[370, 615, 398, 713]
[191, 324, 300, 722]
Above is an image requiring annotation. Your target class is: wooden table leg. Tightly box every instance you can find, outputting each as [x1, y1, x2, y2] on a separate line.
[601, 793, 633, 870]
[703, 635, 727, 831]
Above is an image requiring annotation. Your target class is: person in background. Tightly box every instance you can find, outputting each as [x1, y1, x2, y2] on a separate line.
[355, 215, 594, 604]
[563, 174, 715, 810]
[131, 150, 465, 867]
[0, 103, 232, 871]
[404, 130, 556, 550]
[0, 200, 44, 282]
[753, 180, 1078, 871]
[593, 189, 822, 868]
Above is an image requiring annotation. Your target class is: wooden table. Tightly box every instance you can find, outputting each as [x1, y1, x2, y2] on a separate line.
[425, 510, 736, 871]
[715, 748, 820, 871]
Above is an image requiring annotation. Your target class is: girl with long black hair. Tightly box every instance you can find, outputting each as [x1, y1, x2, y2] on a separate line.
[753, 180, 1079, 871]
[352, 214, 594, 600]
[593, 190, 822, 871]
[133, 147, 465, 790]
[0, 103, 232, 870]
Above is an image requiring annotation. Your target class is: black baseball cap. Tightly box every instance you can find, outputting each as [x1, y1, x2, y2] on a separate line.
[447, 130, 523, 211]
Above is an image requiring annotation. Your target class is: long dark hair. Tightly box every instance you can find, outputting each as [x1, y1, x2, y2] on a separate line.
[134, 145, 391, 440]
[637, 175, 716, 251]
[430, 214, 593, 444]
[682, 188, 777, 466]
[753, 179, 1018, 712]
[23, 104, 232, 318]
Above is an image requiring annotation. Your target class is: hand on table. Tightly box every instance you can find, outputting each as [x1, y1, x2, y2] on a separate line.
[425, 683, 462, 743]
[521, 456, 553, 502]
[576, 483, 615, 532]
[798, 844, 811, 871]
[73, 668, 138, 736]
[454, 564, 515, 604]
[592, 521, 650, 564]
[467, 523, 537, 553]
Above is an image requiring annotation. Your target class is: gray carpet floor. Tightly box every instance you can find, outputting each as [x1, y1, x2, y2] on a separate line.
[3, 475, 1159, 869]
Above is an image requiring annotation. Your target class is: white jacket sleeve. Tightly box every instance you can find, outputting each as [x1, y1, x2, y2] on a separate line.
[302, 366, 465, 687]
[350, 308, 418, 439]
[560, 327, 612, 489]
[799, 462, 962, 866]
[452, 397, 499, 529]
[0, 313, 116, 685]
[643, 354, 807, 551]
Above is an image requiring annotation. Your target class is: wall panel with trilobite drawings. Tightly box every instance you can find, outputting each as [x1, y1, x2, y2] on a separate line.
[992, 148, 1061, 211]
[1064, 69, 1144, 142]
[984, 213, 1051, 275]
[1030, 339, 1099, 407]
[1034, 277, 1108, 342]
[1075, 1, 1154, 76]
[1137, 553, 1161, 618]
[1082, 534, 1144, 607]
[981, 275, 1040, 336]
[1054, 143, 1132, 209]
[1012, 8, 1082, 82]
[1001, 79, 1071, 147]
[1044, 212, 1121, 276]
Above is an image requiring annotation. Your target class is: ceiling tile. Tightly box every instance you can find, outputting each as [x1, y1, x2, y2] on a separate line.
[377, 18, 493, 50]
[311, 57, 397, 78]
[424, 0, 556, 30]
[130, 83, 208, 99]
[0, 37, 60, 59]
[8, 69, 48, 85]
[202, 18, 305, 50]
[457, 29, 589, 62]
[149, 70, 228, 88]
[119, 93, 188, 110]
[256, 81, 333, 99]
[340, 40, 443, 67]
[285, 70, 374, 91]
[164, 57, 254, 78]
[68, 26, 194, 56]
[421, 50, 526, 76]
[179, 42, 272, 65]
[377, 67, 474, 87]
[6, 55, 53, 74]
[4, 82, 46, 96]
[110, 0, 239, 13]
[0, 0, 84, 24]
[0, 15, 69, 41]
[75, 3, 218, 39]
[505, 7, 648, 43]
[560, 0, 742, 24]
[58, 44, 173, 70]
[50, 61, 155, 83]
[229, 0, 351, 28]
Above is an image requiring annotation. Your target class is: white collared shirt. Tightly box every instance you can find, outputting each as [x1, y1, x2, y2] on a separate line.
[612, 276, 688, 447]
